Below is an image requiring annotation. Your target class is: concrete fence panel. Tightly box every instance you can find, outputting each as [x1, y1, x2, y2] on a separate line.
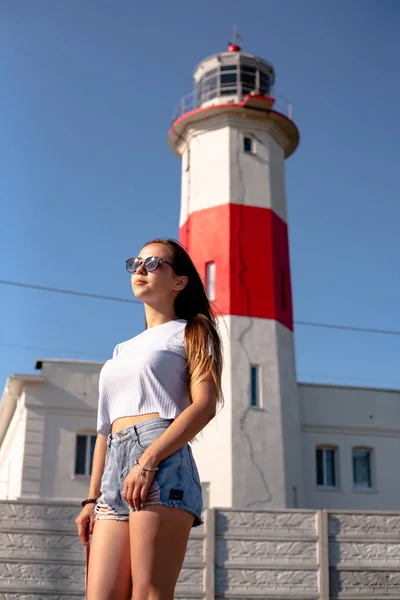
[0, 501, 399, 599]
[328, 511, 400, 599]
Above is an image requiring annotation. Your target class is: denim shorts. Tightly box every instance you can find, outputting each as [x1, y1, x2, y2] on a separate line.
[94, 417, 203, 527]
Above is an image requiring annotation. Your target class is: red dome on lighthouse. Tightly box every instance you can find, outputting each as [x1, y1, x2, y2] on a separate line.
[228, 43, 241, 52]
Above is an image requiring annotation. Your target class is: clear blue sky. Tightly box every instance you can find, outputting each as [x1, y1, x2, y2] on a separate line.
[1, 0, 399, 396]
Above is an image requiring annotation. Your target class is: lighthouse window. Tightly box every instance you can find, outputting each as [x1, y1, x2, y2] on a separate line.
[206, 261, 216, 301]
[250, 365, 262, 408]
[201, 76, 218, 99]
[201, 75, 218, 88]
[221, 73, 237, 85]
[220, 75, 237, 95]
[219, 65, 238, 95]
[260, 71, 271, 95]
[241, 66, 256, 94]
[241, 71, 255, 85]
[198, 68, 219, 103]
[243, 136, 254, 154]
[242, 65, 256, 73]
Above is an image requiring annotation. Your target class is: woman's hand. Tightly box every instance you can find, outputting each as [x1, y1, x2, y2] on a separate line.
[122, 462, 156, 511]
[75, 503, 96, 546]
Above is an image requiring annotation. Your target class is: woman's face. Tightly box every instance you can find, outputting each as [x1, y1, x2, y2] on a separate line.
[130, 243, 186, 304]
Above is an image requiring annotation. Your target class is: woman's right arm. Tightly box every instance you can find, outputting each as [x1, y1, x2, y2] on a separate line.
[75, 433, 108, 545]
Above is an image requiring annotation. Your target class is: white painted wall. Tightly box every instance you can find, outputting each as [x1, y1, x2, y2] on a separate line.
[41, 413, 97, 500]
[299, 383, 400, 510]
[180, 123, 231, 226]
[179, 116, 287, 225]
[0, 396, 26, 499]
[20, 406, 45, 497]
[23, 362, 101, 499]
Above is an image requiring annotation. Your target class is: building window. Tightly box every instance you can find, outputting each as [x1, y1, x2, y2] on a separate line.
[201, 482, 210, 509]
[243, 136, 254, 154]
[352, 448, 372, 489]
[75, 433, 96, 476]
[206, 261, 216, 301]
[250, 365, 262, 408]
[316, 446, 337, 487]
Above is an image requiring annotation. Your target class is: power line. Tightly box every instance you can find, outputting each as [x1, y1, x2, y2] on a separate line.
[294, 320, 400, 337]
[2, 278, 400, 337]
[0, 279, 139, 305]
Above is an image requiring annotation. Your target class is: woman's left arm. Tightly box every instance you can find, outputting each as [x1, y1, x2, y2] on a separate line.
[122, 378, 216, 510]
[144, 377, 216, 467]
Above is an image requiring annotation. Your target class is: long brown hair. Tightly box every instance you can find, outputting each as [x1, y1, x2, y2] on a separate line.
[143, 238, 223, 408]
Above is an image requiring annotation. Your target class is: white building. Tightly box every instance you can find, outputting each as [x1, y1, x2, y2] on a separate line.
[1, 359, 400, 511]
[0, 360, 101, 502]
[1, 44, 399, 512]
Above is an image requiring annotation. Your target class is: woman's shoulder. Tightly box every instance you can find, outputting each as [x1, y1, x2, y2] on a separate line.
[112, 332, 142, 358]
[113, 319, 187, 357]
[111, 330, 144, 358]
[147, 319, 187, 350]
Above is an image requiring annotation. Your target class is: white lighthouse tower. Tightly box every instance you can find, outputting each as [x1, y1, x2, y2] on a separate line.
[169, 43, 303, 509]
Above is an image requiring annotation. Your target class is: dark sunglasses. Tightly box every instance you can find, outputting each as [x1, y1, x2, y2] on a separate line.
[125, 256, 176, 274]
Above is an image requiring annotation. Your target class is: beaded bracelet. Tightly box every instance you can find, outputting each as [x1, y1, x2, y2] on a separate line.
[81, 497, 97, 507]
[134, 458, 158, 473]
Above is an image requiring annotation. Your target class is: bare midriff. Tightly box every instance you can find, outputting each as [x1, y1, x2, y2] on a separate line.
[111, 412, 161, 434]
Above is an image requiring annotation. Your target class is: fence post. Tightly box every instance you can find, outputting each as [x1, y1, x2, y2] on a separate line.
[317, 509, 330, 600]
[204, 508, 215, 600]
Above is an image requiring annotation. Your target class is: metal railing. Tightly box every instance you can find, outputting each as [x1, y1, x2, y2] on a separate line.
[172, 88, 293, 121]
[172, 92, 199, 120]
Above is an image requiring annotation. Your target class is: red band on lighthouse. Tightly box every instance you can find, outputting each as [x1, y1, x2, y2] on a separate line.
[180, 204, 293, 330]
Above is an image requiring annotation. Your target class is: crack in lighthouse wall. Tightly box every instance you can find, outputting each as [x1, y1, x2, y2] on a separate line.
[231, 127, 272, 508]
[229, 117, 287, 221]
[229, 316, 303, 509]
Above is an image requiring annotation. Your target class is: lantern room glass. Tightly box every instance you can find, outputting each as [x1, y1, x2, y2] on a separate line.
[196, 61, 274, 106]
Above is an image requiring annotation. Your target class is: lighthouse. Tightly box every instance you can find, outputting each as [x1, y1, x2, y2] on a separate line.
[169, 43, 303, 509]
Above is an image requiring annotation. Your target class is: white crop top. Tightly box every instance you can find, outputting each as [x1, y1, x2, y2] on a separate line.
[97, 319, 190, 436]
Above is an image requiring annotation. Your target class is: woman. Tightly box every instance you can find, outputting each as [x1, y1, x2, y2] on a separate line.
[75, 238, 223, 600]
